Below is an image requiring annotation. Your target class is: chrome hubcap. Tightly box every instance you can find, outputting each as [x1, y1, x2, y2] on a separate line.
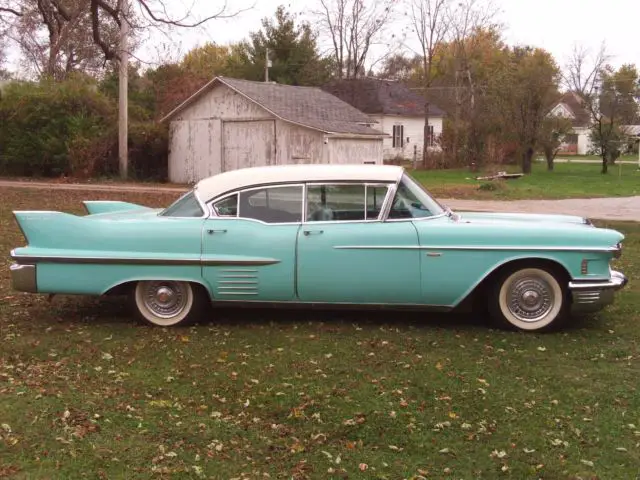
[508, 277, 554, 322]
[143, 281, 187, 319]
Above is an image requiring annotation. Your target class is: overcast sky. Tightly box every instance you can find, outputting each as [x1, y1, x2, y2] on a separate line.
[4, 0, 638, 74]
[138, 0, 638, 72]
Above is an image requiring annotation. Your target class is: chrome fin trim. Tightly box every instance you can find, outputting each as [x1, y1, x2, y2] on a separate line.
[333, 245, 619, 253]
[10, 251, 280, 267]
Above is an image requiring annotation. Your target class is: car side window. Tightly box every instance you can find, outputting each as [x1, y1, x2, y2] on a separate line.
[160, 191, 204, 217]
[213, 194, 238, 217]
[307, 184, 367, 222]
[239, 185, 303, 223]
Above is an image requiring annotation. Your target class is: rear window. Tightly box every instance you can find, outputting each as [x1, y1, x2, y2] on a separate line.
[160, 191, 204, 217]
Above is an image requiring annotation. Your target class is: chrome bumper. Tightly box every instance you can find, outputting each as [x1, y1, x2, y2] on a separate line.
[10, 263, 37, 293]
[569, 270, 628, 315]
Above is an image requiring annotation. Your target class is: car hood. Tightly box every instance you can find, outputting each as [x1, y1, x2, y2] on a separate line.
[457, 211, 590, 226]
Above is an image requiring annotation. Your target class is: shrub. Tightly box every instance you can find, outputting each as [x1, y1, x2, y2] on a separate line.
[0, 77, 114, 177]
[0, 77, 169, 181]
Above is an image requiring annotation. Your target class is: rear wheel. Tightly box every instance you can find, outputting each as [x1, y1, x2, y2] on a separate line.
[131, 280, 206, 327]
[488, 266, 568, 332]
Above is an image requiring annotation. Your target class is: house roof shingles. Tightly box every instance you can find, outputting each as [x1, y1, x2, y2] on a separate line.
[553, 91, 591, 127]
[321, 78, 445, 117]
[162, 76, 386, 137]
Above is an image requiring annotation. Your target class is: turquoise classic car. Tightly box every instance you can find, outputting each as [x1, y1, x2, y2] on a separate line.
[10, 164, 627, 332]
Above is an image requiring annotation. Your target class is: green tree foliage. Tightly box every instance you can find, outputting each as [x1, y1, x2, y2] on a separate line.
[499, 46, 561, 174]
[227, 5, 333, 86]
[181, 42, 233, 81]
[0, 76, 113, 176]
[99, 64, 157, 120]
[0, 75, 168, 179]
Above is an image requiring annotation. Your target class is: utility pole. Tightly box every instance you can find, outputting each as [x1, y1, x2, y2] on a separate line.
[264, 47, 271, 82]
[118, 0, 130, 179]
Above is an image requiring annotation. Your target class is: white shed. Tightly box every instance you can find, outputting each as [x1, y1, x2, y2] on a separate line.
[160, 76, 387, 184]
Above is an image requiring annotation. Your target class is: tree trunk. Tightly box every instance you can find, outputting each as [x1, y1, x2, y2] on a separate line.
[544, 146, 554, 171]
[522, 146, 534, 174]
[601, 153, 608, 174]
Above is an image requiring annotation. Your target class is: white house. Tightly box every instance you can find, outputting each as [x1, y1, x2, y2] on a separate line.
[322, 78, 445, 162]
[548, 91, 594, 155]
[161, 76, 387, 184]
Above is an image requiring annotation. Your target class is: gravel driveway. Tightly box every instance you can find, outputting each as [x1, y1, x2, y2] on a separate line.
[441, 196, 640, 222]
[1, 179, 638, 222]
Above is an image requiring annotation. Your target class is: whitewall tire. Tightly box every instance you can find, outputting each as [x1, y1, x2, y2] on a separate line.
[489, 267, 567, 332]
[132, 280, 202, 327]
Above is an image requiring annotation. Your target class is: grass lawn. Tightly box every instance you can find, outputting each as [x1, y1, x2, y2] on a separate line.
[413, 161, 640, 200]
[1, 187, 639, 479]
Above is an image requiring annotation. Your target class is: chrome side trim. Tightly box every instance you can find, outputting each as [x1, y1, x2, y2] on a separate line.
[210, 299, 453, 312]
[10, 263, 37, 293]
[333, 245, 619, 253]
[10, 252, 280, 267]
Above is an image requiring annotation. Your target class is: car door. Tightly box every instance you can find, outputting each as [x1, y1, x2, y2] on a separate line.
[296, 183, 421, 304]
[201, 184, 303, 301]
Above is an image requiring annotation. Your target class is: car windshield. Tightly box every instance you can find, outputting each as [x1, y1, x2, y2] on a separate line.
[388, 173, 446, 219]
[159, 191, 204, 217]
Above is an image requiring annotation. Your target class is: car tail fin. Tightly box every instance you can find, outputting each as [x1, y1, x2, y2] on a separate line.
[13, 211, 82, 246]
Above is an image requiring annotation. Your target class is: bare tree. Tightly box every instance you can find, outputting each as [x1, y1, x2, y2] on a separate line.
[315, 0, 396, 79]
[564, 44, 614, 173]
[409, 0, 451, 166]
[1, 0, 250, 66]
[3, 0, 123, 80]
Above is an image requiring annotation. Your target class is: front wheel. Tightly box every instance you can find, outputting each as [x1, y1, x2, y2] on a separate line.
[488, 267, 568, 332]
[131, 280, 205, 327]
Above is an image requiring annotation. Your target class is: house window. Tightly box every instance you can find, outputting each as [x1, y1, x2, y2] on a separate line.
[426, 125, 435, 147]
[392, 125, 404, 148]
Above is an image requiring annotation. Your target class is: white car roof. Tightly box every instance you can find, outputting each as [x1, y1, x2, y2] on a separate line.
[194, 164, 405, 201]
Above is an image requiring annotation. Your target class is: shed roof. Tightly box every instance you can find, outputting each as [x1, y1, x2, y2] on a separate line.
[322, 78, 445, 117]
[194, 164, 404, 201]
[161, 76, 386, 137]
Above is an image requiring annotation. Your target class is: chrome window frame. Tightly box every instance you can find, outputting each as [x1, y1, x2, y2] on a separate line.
[206, 180, 397, 226]
[302, 181, 393, 225]
[208, 183, 306, 226]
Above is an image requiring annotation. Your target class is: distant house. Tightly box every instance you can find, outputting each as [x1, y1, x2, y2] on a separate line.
[548, 91, 593, 155]
[161, 76, 387, 184]
[322, 78, 445, 162]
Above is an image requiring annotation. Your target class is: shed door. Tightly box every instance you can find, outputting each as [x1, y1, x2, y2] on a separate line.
[222, 120, 276, 172]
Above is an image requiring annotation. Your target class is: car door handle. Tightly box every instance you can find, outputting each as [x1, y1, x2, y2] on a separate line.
[303, 230, 324, 236]
[207, 229, 228, 234]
